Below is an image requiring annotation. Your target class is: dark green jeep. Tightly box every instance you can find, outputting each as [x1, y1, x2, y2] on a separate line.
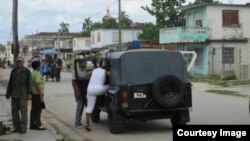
[92, 49, 192, 134]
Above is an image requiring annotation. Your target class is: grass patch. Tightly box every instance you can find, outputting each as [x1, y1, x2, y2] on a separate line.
[206, 89, 238, 95]
[190, 75, 225, 85]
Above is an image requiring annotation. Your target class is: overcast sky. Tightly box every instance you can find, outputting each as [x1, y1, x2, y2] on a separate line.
[0, 0, 249, 44]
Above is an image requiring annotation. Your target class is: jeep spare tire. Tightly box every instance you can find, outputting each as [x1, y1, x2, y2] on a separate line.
[153, 75, 184, 108]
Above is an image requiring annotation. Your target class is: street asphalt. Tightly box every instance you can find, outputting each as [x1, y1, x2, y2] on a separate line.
[0, 68, 249, 141]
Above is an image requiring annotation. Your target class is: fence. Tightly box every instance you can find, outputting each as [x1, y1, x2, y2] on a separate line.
[235, 47, 250, 80]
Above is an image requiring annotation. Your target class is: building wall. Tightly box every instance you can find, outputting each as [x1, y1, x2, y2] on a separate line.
[207, 6, 250, 40]
[5, 42, 14, 63]
[186, 6, 208, 27]
[73, 37, 91, 52]
[208, 42, 248, 76]
[91, 29, 142, 48]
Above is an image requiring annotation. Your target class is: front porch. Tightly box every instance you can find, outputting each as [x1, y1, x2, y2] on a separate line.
[160, 27, 209, 44]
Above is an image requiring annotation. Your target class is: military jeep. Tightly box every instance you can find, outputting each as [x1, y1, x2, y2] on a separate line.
[92, 49, 192, 134]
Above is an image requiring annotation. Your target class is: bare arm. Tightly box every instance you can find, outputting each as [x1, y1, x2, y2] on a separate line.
[105, 70, 111, 77]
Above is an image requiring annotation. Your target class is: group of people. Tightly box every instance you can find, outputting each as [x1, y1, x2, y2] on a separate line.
[5, 56, 46, 134]
[40, 55, 63, 81]
[5, 55, 110, 134]
[72, 59, 110, 131]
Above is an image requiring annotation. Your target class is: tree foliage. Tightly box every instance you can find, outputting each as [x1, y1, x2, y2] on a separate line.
[142, 0, 186, 28]
[80, 11, 133, 37]
[119, 11, 133, 29]
[91, 22, 103, 30]
[193, 0, 220, 4]
[0, 44, 5, 53]
[81, 18, 93, 37]
[102, 18, 118, 28]
[58, 22, 70, 33]
[138, 23, 159, 41]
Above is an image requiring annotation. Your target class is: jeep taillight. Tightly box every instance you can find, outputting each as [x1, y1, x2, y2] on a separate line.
[121, 91, 128, 108]
[184, 86, 192, 107]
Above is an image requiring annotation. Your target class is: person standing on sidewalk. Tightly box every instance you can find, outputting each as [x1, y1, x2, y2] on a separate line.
[72, 61, 92, 129]
[30, 61, 47, 130]
[5, 56, 32, 134]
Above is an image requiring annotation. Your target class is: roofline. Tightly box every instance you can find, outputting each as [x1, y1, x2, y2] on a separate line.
[181, 3, 250, 11]
[91, 28, 142, 32]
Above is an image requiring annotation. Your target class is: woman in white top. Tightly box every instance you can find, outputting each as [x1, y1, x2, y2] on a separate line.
[84, 60, 110, 131]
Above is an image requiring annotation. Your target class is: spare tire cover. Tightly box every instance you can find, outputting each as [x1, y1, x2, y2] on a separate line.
[153, 75, 184, 108]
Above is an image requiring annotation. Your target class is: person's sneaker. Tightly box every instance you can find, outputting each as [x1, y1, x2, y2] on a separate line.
[35, 125, 47, 130]
[75, 124, 83, 129]
[84, 124, 91, 132]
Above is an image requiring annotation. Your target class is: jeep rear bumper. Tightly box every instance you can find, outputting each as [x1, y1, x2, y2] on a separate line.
[123, 108, 190, 121]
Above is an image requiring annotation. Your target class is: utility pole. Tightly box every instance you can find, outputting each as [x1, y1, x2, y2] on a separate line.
[12, 0, 19, 64]
[118, 0, 121, 51]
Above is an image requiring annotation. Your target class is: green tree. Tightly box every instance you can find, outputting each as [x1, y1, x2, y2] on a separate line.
[58, 22, 70, 33]
[138, 23, 159, 41]
[81, 18, 93, 37]
[119, 11, 133, 28]
[142, 0, 186, 28]
[91, 22, 103, 30]
[193, 0, 220, 4]
[0, 44, 5, 53]
[102, 18, 118, 28]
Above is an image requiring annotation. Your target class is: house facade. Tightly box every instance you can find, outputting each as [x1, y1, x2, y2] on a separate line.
[91, 29, 142, 49]
[72, 37, 91, 52]
[22, 32, 81, 62]
[160, 3, 250, 79]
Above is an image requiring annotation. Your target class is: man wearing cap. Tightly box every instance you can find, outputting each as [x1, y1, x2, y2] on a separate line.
[5, 56, 32, 134]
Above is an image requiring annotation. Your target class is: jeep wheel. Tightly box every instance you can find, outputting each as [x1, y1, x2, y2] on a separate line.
[153, 75, 184, 108]
[108, 104, 125, 134]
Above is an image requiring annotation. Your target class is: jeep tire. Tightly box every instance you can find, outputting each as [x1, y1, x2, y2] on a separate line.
[108, 103, 125, 134]
[153, 75, 184, 108]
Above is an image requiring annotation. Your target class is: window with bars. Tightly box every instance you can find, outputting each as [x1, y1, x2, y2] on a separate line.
[222, 47, 234, 64]
[222, 10, 239, 27]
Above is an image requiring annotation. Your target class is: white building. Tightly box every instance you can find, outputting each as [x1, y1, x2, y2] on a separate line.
[91, 29, 142, 49]
[72, 37, 91, 52]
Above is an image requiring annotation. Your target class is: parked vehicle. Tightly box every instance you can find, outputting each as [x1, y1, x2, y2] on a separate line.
[91, 49, 192, 134]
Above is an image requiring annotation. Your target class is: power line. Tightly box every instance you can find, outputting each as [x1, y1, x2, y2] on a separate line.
[70, 0, 118, 27]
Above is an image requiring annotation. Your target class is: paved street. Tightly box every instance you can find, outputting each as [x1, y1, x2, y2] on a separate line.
[0, 68, 250, 141]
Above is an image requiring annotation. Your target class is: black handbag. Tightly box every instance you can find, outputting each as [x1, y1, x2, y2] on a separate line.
[40, 101, 46, 109]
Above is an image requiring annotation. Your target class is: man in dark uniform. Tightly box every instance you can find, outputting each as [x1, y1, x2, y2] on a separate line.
[5, 56, 32, 134]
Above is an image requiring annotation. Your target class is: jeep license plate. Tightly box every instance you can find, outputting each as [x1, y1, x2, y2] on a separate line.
[134, 92, 147, 99]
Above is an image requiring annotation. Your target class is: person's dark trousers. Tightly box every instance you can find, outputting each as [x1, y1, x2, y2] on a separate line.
[75, 98, 84, 126]
[11, 98, 28, 132]
[30, 94, 42, 128]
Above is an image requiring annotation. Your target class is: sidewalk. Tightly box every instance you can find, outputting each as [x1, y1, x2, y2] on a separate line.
[192, 82, 250, 98]
[0, 69, 62, 141]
